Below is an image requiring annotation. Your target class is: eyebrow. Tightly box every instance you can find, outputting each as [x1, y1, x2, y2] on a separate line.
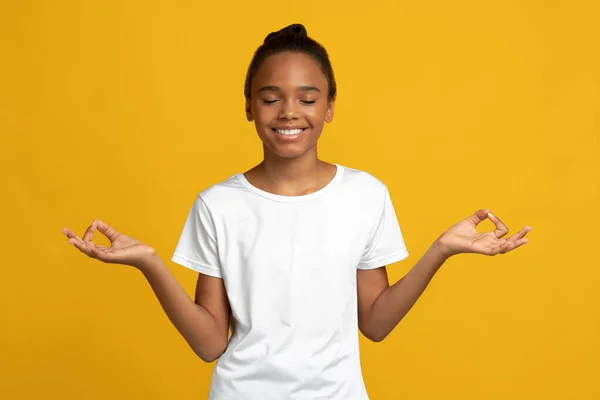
[258, 85, 321, 93]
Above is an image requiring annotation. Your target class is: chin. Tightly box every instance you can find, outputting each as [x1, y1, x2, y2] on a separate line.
[270, 149, 308, 159]
[263, 144, 314, 160]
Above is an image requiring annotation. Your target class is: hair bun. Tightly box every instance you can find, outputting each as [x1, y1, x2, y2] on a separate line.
[264, 24, 308, 43]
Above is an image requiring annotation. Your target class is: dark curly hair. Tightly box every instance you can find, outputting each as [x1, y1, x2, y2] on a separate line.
[244, 24, 337, 101]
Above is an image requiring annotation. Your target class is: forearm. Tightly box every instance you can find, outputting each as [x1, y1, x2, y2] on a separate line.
[138, 254, 227, 362]
[367, 241, 449, 341]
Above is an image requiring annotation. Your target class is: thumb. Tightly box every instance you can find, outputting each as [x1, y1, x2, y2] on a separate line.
[94, 220, 120, 243]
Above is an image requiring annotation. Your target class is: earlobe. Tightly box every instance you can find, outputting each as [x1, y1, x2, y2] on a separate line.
[325, 100, 335, 123]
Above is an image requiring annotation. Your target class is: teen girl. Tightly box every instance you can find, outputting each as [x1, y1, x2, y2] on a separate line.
[63, 24, 532, 400]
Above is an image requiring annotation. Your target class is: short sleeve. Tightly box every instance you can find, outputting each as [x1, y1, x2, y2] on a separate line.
[171, 195, 222, 278]
[357, 186, 409, 270]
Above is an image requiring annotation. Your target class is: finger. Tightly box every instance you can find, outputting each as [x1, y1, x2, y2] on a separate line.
[68, 238, 114, 262]
[506, 237, 528, 251]
[487, 211, 509, 238]
[68, 236, 94, 257]
[490, 237, 528, 255]
[467, 209, 490, 227]
[95, 220, 120, 243]
[63, 228, 83, 242]
[507, 226, 532, 243]
[487, 241, 511, 256]
[82, 220, 98, 243]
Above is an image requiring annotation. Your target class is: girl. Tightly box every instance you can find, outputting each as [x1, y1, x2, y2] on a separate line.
[63, 24, 531, 400]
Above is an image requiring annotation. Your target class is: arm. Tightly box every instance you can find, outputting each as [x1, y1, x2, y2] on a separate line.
[357, 242, 446, 342]
[357, 209, 531, 342]
[63, 219, 230, 363]
[140, 254, 230, 362]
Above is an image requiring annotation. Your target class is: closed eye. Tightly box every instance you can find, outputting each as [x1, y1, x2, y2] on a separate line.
[263, 99, 279, 104]
[301, 100, 316, 104]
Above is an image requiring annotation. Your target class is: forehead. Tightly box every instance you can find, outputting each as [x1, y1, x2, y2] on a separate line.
[252, 52, 327, 90]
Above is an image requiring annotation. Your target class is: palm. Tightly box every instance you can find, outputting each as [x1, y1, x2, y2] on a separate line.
[62, 220, 155, 268]
[97, 233, 152, 262]
[438, 209, 531, 257]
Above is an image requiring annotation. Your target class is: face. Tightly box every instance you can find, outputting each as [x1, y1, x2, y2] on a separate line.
[246, 51, 335, 160]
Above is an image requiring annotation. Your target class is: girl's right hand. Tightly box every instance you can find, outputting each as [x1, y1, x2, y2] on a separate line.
[62, 220, 157, 269]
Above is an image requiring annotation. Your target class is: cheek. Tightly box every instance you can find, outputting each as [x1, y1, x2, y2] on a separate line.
[254, 105, 276, 125]
[306, 105, 328, 126]
[256, 114, 273, 130]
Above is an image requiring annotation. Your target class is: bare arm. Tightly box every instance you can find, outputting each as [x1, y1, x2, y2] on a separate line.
[63, 220, 230, 363]
[140, 255, 230, 362]
[357, 242, 446, 342]
[357, 209, 531, 342]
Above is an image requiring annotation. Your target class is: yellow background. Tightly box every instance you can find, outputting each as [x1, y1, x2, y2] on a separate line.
[1, 0, 598, 399]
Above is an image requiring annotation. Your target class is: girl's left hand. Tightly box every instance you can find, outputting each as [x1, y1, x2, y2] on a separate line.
[435, 209, 532, 258]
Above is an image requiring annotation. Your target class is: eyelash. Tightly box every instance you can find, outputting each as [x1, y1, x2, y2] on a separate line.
[263, 100, 316, 105]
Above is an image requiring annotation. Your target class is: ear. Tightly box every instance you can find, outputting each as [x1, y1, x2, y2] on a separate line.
[245, 98, 254, 122]
[325, 97, 335, 123]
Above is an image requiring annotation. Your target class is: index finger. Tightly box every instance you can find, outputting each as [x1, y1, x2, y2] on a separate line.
[82, 220, 98, 242]
[487, 212, 509, 238]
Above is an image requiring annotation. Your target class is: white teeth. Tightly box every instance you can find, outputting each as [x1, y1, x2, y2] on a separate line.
[276, 128, 304, 136]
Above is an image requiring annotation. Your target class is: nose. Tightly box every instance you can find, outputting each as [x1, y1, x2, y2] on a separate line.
[278, 98, 299, 120]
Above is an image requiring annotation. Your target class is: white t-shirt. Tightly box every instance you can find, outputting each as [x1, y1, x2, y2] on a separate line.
[172, 164, 409, 400]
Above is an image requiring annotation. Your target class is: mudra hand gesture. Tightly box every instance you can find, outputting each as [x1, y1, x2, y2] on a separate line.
[436, 209, 532, 258]
[62, 220, 156, 269]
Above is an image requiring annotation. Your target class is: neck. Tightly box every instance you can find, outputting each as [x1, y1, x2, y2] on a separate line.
[246, 147, 335, 197]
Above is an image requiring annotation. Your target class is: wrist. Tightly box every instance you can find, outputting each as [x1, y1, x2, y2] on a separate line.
[430, 238, 455, 260]
[135, 251, 162, 273]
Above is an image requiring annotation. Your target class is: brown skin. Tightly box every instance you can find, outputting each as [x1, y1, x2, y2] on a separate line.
[358, 210, 531, 341]
[244, 51, 336, 196]
[62, 221, 229, 362]
[62, 51, 533, 360]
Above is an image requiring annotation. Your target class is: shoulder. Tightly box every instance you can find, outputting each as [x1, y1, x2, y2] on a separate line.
[192, 173, 248, 215]
[339, 164, 388, 195]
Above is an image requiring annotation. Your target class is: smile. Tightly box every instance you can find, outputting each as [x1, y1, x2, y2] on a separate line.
[272, 128, 306, 137]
